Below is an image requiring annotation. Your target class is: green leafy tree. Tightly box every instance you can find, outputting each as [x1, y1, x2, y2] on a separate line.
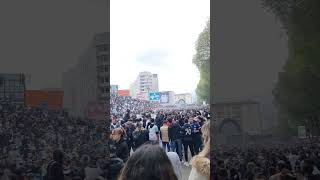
[263, 0, 320, 136]
[193, 19, 210, 103]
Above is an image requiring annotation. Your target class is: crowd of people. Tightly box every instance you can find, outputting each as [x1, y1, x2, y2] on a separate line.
[109, 106, 210, 163]
[109, 95, 211, 180]
[212, 142, 320, 180]
[110, 95, 158, 118]
[110, 110, 211, 180]
[4, 93, 320, 180]
[0, 100, 115, 180]
[0, 96, 211, 180]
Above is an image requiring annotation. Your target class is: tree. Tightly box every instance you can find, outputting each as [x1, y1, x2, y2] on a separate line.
[193, 19, 210, 103]
[263, 0, 320, 136]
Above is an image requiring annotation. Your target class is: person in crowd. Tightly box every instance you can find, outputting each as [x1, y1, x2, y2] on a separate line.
[181, 117, 195, 166]
[245, 161, 256, 180]
[191, 116, 202, 155]
[118, 144, 178, 180]
[188, 121, 210, 180]
[302, 159, 320, 180]
[167, 118, 173, 127]
[167, 151, 182, 180]
[0, 165, 10, 180]
[168, 121, 183, 162]
[46, 150, 65, 180]
[123, 119, 135, 153]
[124, 109, 130, 122]
[155, 112, 165, 130]
[110, 128, 129, 163]
[110, 116, 121, 131]
[147, 119, 160, 143]
[106, 144, 124, 180]
[160, 120, 170, 152]
[132, 122, 149, 151]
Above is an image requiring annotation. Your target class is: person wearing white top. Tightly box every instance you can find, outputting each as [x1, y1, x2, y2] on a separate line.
[148, 119, 159, 142]
[167, 151, 182, 180]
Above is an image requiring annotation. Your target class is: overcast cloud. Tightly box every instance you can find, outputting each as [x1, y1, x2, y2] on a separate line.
[110, 0, 210, 94]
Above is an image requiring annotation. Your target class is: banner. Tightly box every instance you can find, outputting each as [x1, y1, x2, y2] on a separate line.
[160, 91, 169, 103]
[110, 85, 118, 95]
[118, 89, 130, 96]
[149, 92, 160, 101]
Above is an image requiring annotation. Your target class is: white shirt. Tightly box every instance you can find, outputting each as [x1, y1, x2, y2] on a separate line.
[167, 152, 182, 180]
[148, 124, 159, 141]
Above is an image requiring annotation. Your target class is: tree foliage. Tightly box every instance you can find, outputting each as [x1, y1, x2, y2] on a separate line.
[193, 19, 210, 103]
[263, 0, 320, 135]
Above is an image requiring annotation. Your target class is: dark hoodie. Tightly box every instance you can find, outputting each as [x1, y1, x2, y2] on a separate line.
[46, 150, 64, 180]
[168, 122, 182, 141]
[113, 138, 129, 162]
[107, 145, 124, 180]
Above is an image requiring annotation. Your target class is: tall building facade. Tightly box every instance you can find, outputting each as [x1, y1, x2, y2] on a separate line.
[0, 73, 26, 105]
[130, 71, 159, 98]
[62, 32, 109, 118]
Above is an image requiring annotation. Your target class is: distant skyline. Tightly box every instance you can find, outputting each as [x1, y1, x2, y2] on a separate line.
[110, 0, 210, 94]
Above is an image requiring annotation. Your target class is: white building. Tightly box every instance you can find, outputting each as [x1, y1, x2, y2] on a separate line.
[175, 93, 193, 105]
[130, 71, 159, 98]
[62, 32, 109, 118]
[160, 91, 175, 105]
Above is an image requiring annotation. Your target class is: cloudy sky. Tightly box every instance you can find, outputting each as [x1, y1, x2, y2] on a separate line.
[110, 0, 210, 94]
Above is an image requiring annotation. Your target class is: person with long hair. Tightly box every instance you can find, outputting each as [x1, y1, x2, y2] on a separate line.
[188, 121, 210, 180]
[118, 144, 178, 180]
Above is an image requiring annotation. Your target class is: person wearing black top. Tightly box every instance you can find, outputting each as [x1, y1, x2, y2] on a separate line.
[168, 121, 183, 162]
[181, 117, 195, 165]
[124, 119, 136, 153]
[111, 128, 129, 162]
[191, 117, 202, 155]
[132, 122, 149, 150]
[45, 150, 65, 180]
[104, 144, 124, 180]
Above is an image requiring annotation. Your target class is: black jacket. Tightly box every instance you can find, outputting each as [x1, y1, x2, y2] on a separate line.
[168, 122, 182, 141]
[181, 123, 193, 142]
[108, 156, 124, 180]
[114, 139, 129, 162]
[46, 160, 64, 180]
[132, 129, 149, 149]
